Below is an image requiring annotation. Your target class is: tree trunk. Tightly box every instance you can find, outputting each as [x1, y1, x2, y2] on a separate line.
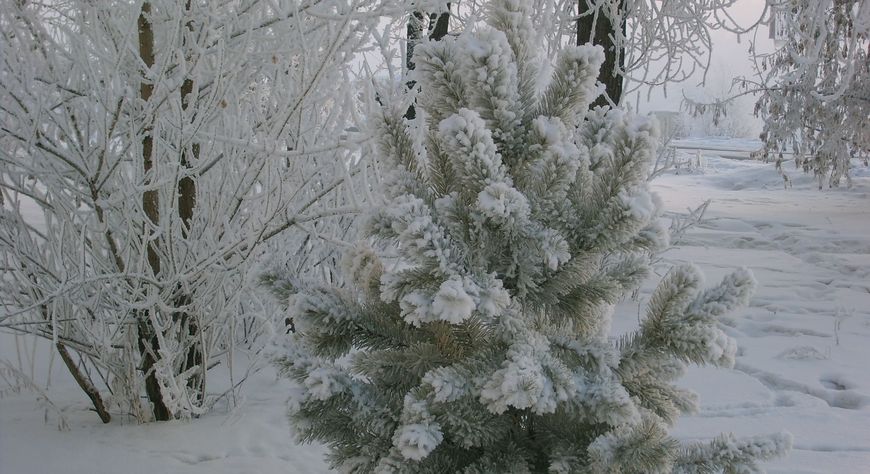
[56, 342, 111, 423]
[428, 8, 450, 42]
[138, 3, 160, 276]
[177, 0, 203, 406]
[138, 319, 170, 421]
[138, 1, 171, 422]
[178, 0, 198, 237]
[405, 5, 450, 120]
[28, 273, 112, 423]
[577, 1, 626, 107]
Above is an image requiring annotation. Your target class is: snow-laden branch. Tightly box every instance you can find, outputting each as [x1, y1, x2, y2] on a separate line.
[0, 0, 412, 422]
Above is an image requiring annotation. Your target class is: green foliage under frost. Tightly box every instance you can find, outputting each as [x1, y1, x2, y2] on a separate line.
[275, 1, 791, 472]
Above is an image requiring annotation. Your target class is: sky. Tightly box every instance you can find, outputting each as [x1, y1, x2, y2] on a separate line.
[626, 0, 776, 135]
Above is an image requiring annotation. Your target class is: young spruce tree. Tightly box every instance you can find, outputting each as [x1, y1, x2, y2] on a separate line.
[277, 1, 791, 471]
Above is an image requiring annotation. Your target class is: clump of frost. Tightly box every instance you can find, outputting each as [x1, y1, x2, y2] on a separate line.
[479, 333, 568, 415]
[473, 275, 512, 317]
[400, 290, 435, 327]
[393, 394, 444, 460]
[431, 276, 476, 324]
[538, 228, 571, 270]
[394, 423, 444, 461]
[304, 366, 348, 401]
[619, 189, 657, 221]
[559, 44, 606, 71]
[438, 108, 506, 183]
[477, 182, 530, 222]
[423, 366, 470, 403]
[341, 242, 383, 293]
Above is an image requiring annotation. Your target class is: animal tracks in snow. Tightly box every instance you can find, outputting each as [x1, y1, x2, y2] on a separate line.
[734, 362, 870, 410]
[652, 155, 870, 472]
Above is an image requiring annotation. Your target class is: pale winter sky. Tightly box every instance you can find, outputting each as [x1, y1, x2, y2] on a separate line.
[626, 0, 775, 135]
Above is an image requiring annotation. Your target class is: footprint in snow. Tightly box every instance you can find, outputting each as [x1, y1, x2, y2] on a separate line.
[819, 373, 858, 391]
[776, 346, 829, 361]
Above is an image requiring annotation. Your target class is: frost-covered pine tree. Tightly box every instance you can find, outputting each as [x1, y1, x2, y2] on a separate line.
[278, 1, 791, 471]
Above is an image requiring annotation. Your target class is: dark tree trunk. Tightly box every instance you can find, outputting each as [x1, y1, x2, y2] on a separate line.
[138, 320, 171, 421]
[577, 1, 626, 107]
[178, 0, 203, 405]
[406, 11, 425, 78]
[178, 0, 198, 240]
[138, 1, 172, 421]
[428, 8, 450, 41]
[405, 5, 450, 120]
[138, 2, 160, 276]
[56, 343, 111, 423]
[29, 271, 112, 423]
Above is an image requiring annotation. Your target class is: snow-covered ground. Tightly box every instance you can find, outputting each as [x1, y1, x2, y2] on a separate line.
[649, 152, 870, 474]
[2, 148, 869, 473]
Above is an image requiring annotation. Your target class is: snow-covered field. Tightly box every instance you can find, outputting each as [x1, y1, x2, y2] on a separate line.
[652, 153, 870, 473]
[2, 149, 869, 473]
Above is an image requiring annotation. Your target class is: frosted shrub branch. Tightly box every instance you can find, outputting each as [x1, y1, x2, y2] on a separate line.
[0, 0, 418, 422]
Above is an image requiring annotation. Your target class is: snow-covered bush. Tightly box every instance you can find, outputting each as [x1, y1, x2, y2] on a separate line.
[0, 0, 404, 422]
[755, 0, 869, 188]
[278, 0, 790, 471]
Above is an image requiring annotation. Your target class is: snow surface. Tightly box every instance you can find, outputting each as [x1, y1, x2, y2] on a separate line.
[2, 145, 869, 473]
[647, 150, 870, 473]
